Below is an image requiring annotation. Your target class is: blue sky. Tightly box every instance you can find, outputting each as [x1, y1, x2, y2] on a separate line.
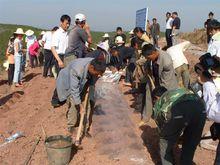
[0, 0, 220, 32]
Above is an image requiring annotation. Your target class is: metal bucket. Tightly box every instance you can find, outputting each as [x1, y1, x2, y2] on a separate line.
[45, 135, 73, 165]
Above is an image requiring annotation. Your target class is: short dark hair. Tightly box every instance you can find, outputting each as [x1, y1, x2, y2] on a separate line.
[133, 27, 144, 34]
[142, 44, 157, 57]
[60, 15, 71, 23]
[90, 59, 106, 73]
[209, 12, 214, 16]
[210, 20, 220, 30]
[51, 26, 59, 31]
[166, 12, 171, 16]
[152, 18, 157, 21]
[130, 37, 139, 48]
[172, 12, 178, 16]
[152, 86, 167, 99]
[116, 27, 122, 31]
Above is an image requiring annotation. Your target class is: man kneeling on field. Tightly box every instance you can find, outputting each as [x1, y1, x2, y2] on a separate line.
[152, 87, 206, 165]
[56, 58, 106, 135]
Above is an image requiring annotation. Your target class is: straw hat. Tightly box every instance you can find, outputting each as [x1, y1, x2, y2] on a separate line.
[129, 29, 134, 35]
[97, 41, 110, 53]
[102, 33, 110, 38]
[115, 36, 125, 44]
[25, 30, 34, 36]
[14, 28, 24, 35]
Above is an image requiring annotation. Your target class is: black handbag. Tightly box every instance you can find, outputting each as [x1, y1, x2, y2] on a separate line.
[210, 122, 220, 141]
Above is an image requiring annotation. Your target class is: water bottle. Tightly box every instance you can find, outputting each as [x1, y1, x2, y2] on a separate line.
[5, 131, 24, 143]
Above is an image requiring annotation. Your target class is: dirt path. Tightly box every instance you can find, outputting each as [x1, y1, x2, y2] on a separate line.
[0, 39, 217, 165]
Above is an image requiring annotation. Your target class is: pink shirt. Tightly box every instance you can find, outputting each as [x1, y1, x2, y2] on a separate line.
[29, 41, 40, 56]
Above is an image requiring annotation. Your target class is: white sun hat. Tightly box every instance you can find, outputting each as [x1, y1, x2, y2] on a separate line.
[97, 40, 110, 53]
[25, 29, 34, 36]
[102, 33, 110, 38]
[115, 36, 125, 44]
[75, 13, 86, 22]
[3, 60, 9, 71]
[40, 31, 46, 35]
[14, 28, 24, 35]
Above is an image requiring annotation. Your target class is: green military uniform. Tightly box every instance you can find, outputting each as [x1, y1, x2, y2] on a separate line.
[153, 88, 206, 165]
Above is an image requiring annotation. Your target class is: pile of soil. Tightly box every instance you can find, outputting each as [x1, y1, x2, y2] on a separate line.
[180, 29, 207, 45]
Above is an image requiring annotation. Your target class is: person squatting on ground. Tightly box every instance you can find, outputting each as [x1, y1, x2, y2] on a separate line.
[152, 87, 206, 165]
[42, 26, 59, 77]
[51, 14, 71, 75]
[13, 28, 25, 87]
[6, 36, 15, 86]
[56, 58, 106, 135]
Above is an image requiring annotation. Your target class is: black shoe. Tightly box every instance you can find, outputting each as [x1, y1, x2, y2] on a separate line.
[51, 99, 61, 108]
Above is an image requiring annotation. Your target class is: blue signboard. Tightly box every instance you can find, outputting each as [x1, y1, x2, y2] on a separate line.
[136, 8, 148, 31]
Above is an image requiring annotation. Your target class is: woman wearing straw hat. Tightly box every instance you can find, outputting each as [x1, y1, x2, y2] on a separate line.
[13, 28, 25, 87]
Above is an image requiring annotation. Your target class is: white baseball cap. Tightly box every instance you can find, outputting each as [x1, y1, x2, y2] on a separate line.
[40, 31, 46, 35]
[75, 13, 86, 22]
[115, 36, 125, 44]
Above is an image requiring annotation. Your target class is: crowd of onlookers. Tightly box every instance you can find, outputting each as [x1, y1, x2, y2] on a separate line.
[3, 10, 220, 164]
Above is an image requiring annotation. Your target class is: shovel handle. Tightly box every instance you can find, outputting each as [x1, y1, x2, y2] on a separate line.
[75, 89, 90, 146]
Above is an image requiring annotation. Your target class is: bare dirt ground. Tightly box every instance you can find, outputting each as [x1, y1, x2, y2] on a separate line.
[0, 39, 217, 165]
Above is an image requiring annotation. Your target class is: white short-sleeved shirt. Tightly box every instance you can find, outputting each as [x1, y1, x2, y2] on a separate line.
[203, 81, 220, 123]
[167, 41, 190, 69]
[208, 32, 220, 57]
[25, 35, 36, 49]
[42, 31, 52, 50]
[14, 38, 23, 55]
[51, 27, 68, 55]
[166, 18, 173, 30]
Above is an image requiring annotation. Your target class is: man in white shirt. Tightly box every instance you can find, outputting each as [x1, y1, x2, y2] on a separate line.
[42, 26, 59, 77]
[51, 15, 71, 75]
[207, 20, 220, 58]
[167, 41, 190, 88]
[165, 12, 173, 48]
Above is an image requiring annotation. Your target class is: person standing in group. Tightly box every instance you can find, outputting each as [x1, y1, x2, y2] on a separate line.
[146, 20, 151, 37]
[42, 26, 59, 77]
[25, 30, 36, 67]
[6, 36, 15, 86]
[114, 27, 127, 45]
[171, 12, 181, 45]
[13, 28, 25, 87]
[150, 18, 160, 48]
[165, 12, 173, 48]
[51, 14, 71, 75]
[65, 13, 92, 65]
[205, 12, 217, 44]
